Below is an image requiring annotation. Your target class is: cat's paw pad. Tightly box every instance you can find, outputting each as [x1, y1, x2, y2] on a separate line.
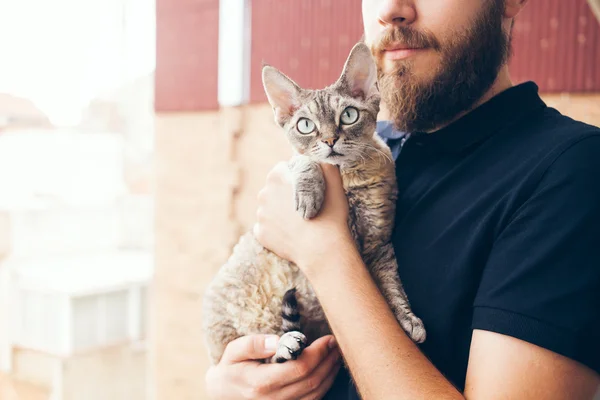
[400, 314, 426, 343]
[294, 189, 324, 220]
[273, 331, 308, 363]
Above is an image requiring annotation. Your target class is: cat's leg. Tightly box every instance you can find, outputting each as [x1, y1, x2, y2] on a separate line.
[268, 288, 309, 363]
[367, 243, 426, 343]
[288, 156, 325, 220]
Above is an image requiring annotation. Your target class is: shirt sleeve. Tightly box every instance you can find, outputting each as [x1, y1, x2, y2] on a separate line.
[472, 134, 600, 374]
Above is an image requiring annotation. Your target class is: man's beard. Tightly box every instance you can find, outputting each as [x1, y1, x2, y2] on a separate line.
[371, 0, 510, 133]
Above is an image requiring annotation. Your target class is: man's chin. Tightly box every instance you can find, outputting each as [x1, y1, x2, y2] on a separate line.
[379, 53, 440, 81]
[377, 59, 408, 77]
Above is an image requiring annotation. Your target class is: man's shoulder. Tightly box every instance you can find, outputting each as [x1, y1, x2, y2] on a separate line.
[512, 106, 600, 168]
[493, 107, 600, 202]
[533, 106, 600, 144]
[517, 108, 600, 200]
[544, 108, 600, 165]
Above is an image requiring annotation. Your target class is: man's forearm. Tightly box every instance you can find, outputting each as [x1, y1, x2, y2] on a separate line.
[304, 241, 463, 400]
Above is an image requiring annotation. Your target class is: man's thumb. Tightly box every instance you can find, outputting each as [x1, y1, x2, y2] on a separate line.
[220, 334, 279, 364]
[320, 163, 347, 209]
[321, 163, 342, 184]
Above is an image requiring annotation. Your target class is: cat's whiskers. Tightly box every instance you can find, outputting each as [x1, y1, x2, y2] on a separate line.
[338, 140, 376, 166]
[350, 145, 377, 167]
[344, 140, 386, 168]
[352, 148, 368, 166]
[360, 143, 393, 165]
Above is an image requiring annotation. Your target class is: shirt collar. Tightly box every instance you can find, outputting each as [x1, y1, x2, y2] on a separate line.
[376, 81, 547, 154]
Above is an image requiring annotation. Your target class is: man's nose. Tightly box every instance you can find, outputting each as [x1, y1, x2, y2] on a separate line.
[322, 137, 338, 147]
[378, 0, 417, 27]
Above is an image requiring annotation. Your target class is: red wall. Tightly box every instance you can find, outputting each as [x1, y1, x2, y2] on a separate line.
[155, 0, 600, 111]
[155, 0, 219, 111]
[250, 0, 364, 103]
[510, 0, 600, 92]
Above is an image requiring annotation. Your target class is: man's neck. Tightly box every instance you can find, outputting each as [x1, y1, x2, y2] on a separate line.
[378, 66, 514, 133]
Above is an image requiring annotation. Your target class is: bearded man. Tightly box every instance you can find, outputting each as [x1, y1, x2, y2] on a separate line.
[206, 1, 600, 398]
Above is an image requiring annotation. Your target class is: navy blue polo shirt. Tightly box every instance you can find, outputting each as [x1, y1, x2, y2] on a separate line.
[325, 82, 600, 399]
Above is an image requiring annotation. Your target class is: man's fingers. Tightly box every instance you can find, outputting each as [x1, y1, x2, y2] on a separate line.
[299, 361, 342, 400]
[290, 335, 335, 378]
[220, 334, 279, 364]
[319, 163, 347, 210]
[255, 335, 336, 387]
[277, 344, 342, 400]
[320, 164, 343, 190]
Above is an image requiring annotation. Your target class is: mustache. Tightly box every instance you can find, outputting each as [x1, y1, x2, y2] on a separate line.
[371, 26, 441, 56]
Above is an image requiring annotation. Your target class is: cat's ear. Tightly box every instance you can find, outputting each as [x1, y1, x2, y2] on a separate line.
[262, 65, 302, 126]
[337, 42, 378, 100]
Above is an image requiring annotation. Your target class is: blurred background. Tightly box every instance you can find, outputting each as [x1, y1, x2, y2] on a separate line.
[0, 0, 598, 398]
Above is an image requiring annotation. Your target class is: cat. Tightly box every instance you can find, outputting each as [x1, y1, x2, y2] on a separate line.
[202, 42, 426, 366]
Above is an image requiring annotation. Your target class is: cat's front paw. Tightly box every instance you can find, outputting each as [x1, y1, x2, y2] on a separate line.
[400, 314, 427, 343]
[294, 187, 324, 220]
[272, 331, 308, 363]
[289, 157, 325, 220]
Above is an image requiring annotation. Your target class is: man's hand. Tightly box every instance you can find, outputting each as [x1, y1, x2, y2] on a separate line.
[205, 334, 341, 400]
[254, 161, 353, 274]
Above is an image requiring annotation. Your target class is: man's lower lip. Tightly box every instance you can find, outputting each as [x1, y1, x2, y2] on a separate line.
[384, 48, 423, 60]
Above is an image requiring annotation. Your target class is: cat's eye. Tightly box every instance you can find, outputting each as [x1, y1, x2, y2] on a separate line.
[340, 107, 359, 125]
[297, 118, 316, 134]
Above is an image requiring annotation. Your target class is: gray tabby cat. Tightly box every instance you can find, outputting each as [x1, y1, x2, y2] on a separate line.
[202, 42, 425, 366]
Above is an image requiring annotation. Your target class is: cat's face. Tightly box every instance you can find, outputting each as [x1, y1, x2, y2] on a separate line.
[262, 43, 381, 165]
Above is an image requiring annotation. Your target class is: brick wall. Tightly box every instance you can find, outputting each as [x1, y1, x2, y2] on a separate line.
[152, 112, 233, 399]
[152, 105, 291, 399]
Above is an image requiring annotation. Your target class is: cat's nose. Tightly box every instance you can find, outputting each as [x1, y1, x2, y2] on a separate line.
[322, 137, 338, 147]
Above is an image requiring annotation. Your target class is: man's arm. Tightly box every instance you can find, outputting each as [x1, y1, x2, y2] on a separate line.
[306, 239, 462, 399]
[465, 330, 600, 399]
[306, 239, 599, 399]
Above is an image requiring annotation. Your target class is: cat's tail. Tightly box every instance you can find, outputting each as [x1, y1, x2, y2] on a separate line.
[281, 288, 302, 333]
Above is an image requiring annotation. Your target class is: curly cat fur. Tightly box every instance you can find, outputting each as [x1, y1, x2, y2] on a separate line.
[202, 43, 425, 366]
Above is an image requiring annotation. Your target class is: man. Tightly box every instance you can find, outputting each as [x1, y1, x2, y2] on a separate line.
[205, 0, 600, 398]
